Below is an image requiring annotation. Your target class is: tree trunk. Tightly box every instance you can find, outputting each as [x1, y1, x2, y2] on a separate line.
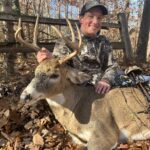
[125, 0, 130, 21]
[136, 0, 150, 63]
[1, 0, 16, 77]
[147, 31, 150, 61]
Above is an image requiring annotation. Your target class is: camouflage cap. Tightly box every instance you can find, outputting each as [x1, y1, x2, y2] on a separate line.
[80, 0, 108, 16]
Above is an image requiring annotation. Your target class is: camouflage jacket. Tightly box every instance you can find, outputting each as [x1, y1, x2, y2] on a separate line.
[53, 34, 118, 86]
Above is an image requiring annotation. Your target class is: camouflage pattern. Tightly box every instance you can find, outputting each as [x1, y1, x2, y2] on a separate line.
[53, 34, 118, 86]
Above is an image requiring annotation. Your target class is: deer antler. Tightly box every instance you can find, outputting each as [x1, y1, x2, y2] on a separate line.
[15, 17, 82, 65]
[51, 19, 82, 65]
[15, 15, 40, 51]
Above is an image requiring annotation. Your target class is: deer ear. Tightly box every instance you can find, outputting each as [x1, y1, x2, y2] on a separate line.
[67, 68, 91, 84]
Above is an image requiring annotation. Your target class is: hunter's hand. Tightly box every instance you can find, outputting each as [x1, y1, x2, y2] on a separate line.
[36, 47, 52, 63]
[95, 80, 111, 94]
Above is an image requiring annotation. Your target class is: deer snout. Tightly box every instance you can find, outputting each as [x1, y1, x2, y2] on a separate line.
[20, 88, 45, 101]
[20, 90, 32, 101]
[20, 78, 38, 101]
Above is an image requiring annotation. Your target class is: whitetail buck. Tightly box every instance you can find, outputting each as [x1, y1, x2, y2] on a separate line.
[15, 17, 150, 150]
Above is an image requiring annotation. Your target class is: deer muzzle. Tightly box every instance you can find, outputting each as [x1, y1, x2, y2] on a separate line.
[20, 78, 45, 101]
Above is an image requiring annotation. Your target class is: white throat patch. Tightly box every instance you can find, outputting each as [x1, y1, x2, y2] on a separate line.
[46, 93, 66, 105]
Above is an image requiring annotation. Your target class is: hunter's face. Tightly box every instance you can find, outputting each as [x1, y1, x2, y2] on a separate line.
[79, 7, 104, 37]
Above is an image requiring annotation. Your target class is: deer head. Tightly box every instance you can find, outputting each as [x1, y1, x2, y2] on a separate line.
[15, 16, 91, 101]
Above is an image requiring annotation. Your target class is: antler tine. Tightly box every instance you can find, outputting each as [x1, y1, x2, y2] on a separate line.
[33, 14, 39, 46]
[75, 23, 82, 48]
[15, 17, 40, 51]
[15, 18, 22, 40]
[52, 19, 81, 50]
[66, 19, 75, 43]
[51, 25, 64, 39]
[51, 19, 75, 44]
[58, 51, 78, 65]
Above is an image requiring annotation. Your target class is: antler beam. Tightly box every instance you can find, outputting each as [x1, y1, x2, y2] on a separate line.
[51, 19, 82, 65]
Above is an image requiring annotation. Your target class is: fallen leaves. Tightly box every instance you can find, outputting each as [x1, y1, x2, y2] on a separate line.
[33, 133, 44, 146]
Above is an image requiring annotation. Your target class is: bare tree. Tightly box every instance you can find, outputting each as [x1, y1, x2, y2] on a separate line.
[1, 0, 16, 77]
[147, 30, 150, 61]
[125, 0, 130, 21]
[136, 0, 150, 63]
[14, 0, 20, 14]
[64, 2, 69, 18]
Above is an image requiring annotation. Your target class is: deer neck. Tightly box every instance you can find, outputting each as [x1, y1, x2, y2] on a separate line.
[47, 81, 98, 112]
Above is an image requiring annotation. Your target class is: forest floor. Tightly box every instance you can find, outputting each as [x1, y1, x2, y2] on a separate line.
[0, 54, 150, 150]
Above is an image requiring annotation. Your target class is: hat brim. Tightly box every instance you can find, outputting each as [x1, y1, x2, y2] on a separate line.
[80, 4, 108, 16]
[95, 5, 108, 15]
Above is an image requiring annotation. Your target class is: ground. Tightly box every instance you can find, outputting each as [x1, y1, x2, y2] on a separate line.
[0, 54, 150, 150]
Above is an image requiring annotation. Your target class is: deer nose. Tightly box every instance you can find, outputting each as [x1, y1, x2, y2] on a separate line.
[20, 91, 32, 101]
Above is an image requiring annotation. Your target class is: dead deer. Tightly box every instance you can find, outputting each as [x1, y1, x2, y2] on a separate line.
[15, 16, 150, 150]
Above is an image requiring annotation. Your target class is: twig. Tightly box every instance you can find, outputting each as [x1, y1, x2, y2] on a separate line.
[1, 131, 12, 143]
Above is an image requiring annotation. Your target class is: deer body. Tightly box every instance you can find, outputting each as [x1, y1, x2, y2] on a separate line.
[21, 59, 150, 150]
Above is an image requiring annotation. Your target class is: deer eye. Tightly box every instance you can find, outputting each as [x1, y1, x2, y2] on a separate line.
[40, 73, 47, 79]
[36, 73, 46, 79]
[50, 74, 59, 79]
